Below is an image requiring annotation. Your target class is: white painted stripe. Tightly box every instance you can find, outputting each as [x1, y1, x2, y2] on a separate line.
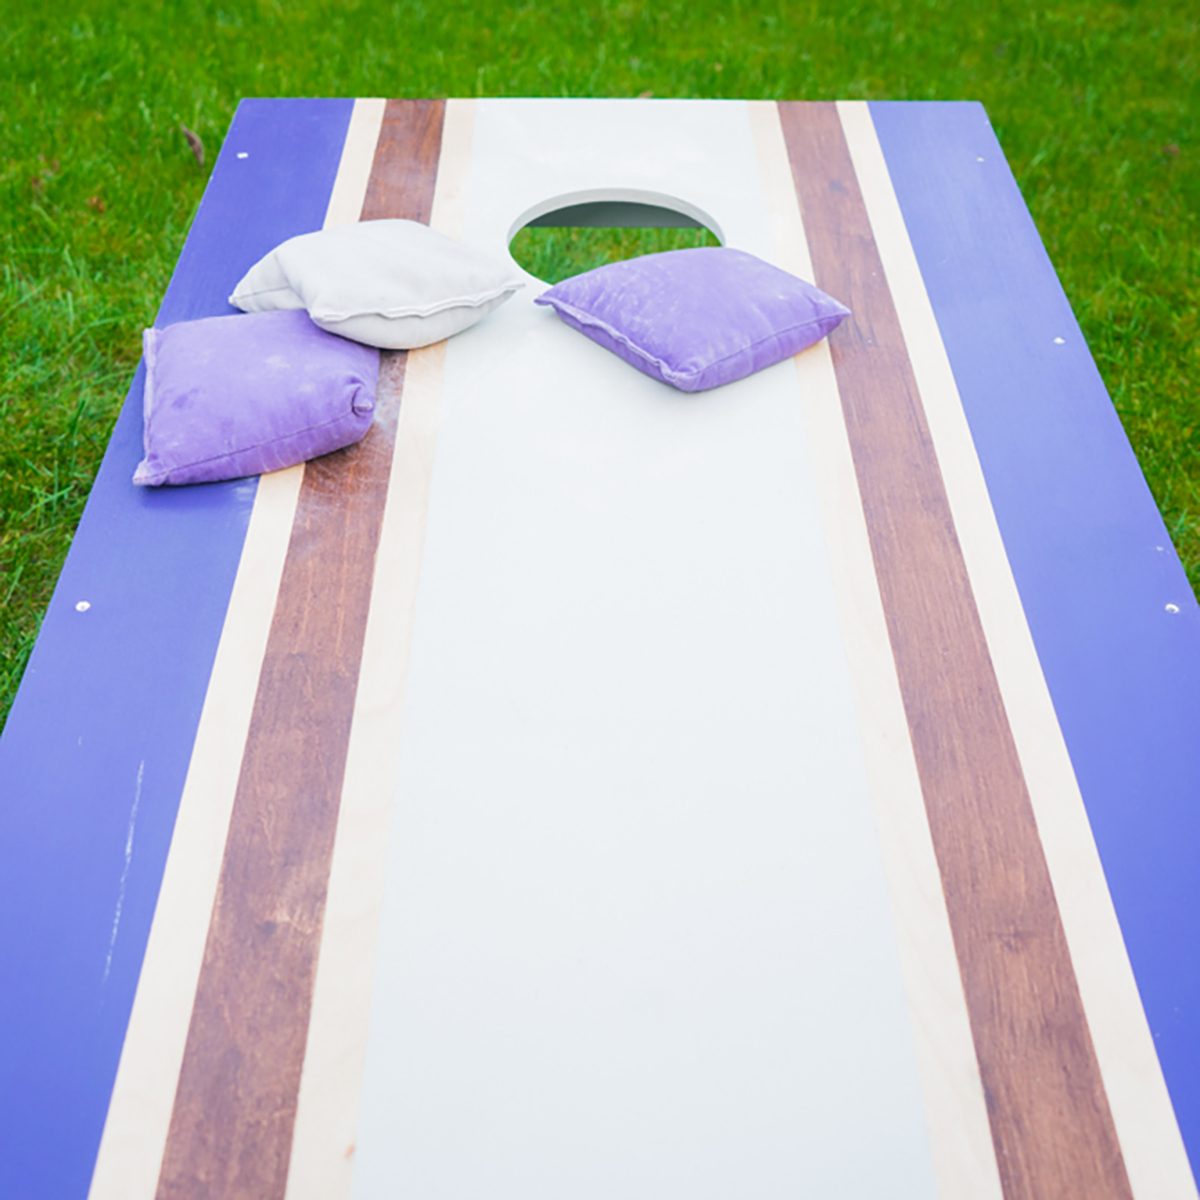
[87, 97, 385, 1200]
[284, 98, 474, 1200]
[349, 98, 936, 1200]
[837, 98, 1195, 1200]
[748, 101, 1004, 1200]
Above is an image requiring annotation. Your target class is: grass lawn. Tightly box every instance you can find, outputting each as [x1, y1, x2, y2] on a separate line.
[2, 0, 1196, 728]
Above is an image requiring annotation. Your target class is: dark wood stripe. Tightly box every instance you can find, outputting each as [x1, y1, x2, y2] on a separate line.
[777, 102, 1131, 1199]
[157, 99, 446, 1200]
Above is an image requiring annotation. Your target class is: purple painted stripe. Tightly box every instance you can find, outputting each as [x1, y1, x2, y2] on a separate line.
[0, 99, 353, 1197]
[870, 100, 1200, 1184]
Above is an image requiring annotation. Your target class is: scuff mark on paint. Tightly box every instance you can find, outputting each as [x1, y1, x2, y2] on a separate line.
[103, 759, 145, 985]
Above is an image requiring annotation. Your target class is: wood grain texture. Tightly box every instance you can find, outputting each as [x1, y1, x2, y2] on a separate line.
[777, 101, 1132, 1200]
[359, 98, 445, 225]
[156, 99, 445, 1200]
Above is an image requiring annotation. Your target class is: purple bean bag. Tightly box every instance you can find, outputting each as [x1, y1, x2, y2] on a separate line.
[534, 247, 850, 392]
[133, 309, 379, 487]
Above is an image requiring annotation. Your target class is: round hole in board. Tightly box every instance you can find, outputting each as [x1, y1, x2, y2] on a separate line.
[508, 189, 724, 285]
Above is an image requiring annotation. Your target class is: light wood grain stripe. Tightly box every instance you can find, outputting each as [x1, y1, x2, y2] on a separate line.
[777, 100, 1132, 1200]
[154, 99, 446, 1200]
[285, 97, 475, 1200]
[87, 99, 386, 1200]
[748, 100, 1003, 1200]
[838, 99, 1195, 1200]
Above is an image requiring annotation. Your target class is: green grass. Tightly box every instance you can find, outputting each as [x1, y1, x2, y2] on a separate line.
[2, 0, 1196, 727]
[510, 225, 722, 283]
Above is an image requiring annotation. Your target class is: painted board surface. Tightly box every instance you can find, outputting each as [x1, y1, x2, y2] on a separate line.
[350, 98, 933, 1200]
[0, 98, 1195, 1200]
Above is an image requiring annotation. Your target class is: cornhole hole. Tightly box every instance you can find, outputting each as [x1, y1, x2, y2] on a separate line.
[1, 99, 1198, 1200]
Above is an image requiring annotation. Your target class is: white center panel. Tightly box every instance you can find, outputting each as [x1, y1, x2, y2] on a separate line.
[351, 99, 937, 1199]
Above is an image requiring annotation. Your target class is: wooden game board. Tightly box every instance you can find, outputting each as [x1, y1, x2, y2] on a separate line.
[1, 99, 1197, 1199]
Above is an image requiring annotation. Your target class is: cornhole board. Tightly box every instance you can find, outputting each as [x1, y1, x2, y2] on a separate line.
[0, 99, 1197, 1200]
